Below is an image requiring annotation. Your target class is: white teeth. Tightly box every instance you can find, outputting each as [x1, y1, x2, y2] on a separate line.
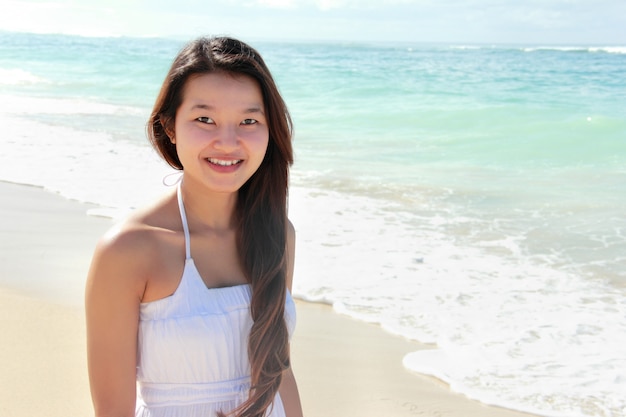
[207, 158, 241, 166]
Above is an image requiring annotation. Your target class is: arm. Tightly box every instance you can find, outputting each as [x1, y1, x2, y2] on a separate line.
[280, 366, 303, 417]
[85, 226, 147, 417]
[279, 220, 304, 417]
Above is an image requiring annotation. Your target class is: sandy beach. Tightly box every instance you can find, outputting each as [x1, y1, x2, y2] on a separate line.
[0, 180, 538, 417]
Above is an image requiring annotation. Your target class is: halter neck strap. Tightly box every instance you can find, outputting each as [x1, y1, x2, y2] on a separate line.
[176, 181, 191, 260]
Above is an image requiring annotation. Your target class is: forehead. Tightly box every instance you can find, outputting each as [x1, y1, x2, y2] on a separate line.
[181, 72, 264, 109]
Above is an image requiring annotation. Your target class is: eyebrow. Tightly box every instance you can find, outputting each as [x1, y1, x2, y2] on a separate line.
[190, 103, 265, 115]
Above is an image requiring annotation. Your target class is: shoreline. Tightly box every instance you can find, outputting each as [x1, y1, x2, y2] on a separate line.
[0, 180, 539, 417]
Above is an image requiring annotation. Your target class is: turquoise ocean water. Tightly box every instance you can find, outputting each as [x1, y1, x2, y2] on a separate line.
[1, 32, 625, 416]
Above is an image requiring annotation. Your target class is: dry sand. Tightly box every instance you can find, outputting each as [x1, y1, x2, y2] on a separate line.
[0, 181, 537, 417]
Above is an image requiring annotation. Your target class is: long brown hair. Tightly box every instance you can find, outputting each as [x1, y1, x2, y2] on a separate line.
[147, 36, 293, 417]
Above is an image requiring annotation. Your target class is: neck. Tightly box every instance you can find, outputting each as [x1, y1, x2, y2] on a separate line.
[179, 177, 238, 232]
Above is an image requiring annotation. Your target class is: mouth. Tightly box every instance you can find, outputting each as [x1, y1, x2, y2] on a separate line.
[206, 158, 243, 167]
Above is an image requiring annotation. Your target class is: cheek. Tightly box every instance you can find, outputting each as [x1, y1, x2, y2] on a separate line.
[176, 124, 207, 148]
[243, 129, 270, 157]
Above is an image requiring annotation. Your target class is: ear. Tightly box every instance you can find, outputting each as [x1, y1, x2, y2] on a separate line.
[160, 115, 176, 143]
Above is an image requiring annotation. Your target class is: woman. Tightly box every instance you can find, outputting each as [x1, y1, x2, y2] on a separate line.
[85, 36, 303, 417]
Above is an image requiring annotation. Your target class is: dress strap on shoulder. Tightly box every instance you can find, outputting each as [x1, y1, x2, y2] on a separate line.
[176, 181, 191, 260]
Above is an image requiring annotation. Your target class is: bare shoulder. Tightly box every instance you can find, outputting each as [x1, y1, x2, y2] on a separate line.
[86, 219, 159, 301]
[95, 218, 158, 271]
[86, 192, 180, 300]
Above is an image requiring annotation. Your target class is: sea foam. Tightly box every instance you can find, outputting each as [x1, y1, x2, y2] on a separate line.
[0, 68, 47, 85]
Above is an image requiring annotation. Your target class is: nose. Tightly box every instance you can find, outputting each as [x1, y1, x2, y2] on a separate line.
[213, 125, 239, 151]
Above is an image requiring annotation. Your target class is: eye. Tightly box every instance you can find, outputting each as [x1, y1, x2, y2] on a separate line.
[196, 116, 214, 124]
[241, 118, 258, 125]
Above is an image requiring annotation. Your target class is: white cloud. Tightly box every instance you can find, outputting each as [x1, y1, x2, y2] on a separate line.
[0, 0, 121, 36]
[0, 0, 624, 43]
[256, 0, 296, 8]
[314, 0, 341, 11]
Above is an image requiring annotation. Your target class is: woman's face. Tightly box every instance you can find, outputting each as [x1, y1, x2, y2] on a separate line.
[172, 72, 269, 194]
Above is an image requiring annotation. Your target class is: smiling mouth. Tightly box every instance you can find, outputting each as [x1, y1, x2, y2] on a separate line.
[207, 158, 243, 167]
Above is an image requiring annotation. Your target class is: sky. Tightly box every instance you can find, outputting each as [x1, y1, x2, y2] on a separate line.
[0, 0, 625, 44]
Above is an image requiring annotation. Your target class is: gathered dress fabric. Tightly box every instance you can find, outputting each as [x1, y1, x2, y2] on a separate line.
[135, 183, 296, 417]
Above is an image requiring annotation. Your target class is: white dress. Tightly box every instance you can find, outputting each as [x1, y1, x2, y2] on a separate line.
[135, 184, 296, 417]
